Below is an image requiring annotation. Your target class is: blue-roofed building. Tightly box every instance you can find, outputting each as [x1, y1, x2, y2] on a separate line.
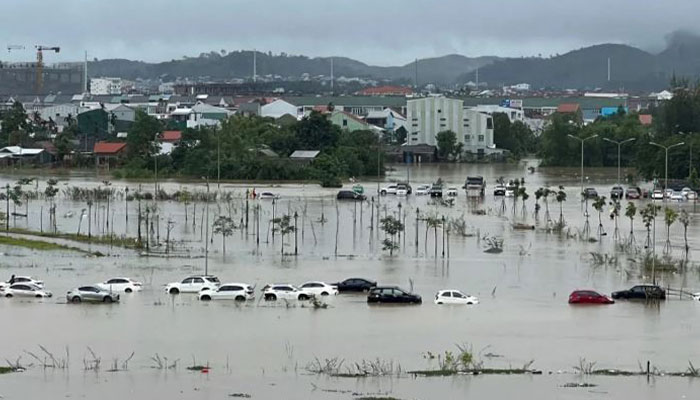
[601, 106, 627, 117]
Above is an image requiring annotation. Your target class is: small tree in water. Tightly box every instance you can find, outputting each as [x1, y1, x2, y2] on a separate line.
[640, 203, 660, 251]
[380, 215, 404, 256]
[272, 215, 295, 256]
[663, 207, 678, 255]
[555, 186, 567, 226]
[212, 216, 236, 256]
[519, 187, 529, 219]
[592, 196, 607, 238]
[609, 198, 621, 241]
[625, 202, 637, 246]
[678, 209, 690, 258]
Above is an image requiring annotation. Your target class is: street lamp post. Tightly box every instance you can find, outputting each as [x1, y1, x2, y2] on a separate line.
[567, 134, 598, 199]
[603, 138, 636, 184]
[650, 141, 685, 199]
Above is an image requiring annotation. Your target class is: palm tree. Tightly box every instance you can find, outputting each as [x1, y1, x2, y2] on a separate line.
[555, 186, 567, 226]
[663, 207, 678, 255]
[625, 202, 637, 246]
[678, 209, 690, 258]
[609, 199, 621, 241]
[592, 196, 607, 238]
[519, 187, 528, 218]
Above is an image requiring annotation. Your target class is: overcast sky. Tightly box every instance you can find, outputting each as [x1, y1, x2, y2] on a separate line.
[1, 0, 697, 65]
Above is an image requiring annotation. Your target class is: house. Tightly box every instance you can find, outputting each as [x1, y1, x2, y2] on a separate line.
[0, 146, 50, 164]
[356, 86, 413, 97]
[329, 111, 371, 132]
[160, 130, 182, 143]
[260, 99, 299, 119]
[78, 108, 110, 137]
[93, 141, 127, 169]
[289, 150, 320, 164]
[639, 114, 653, 126]
[406, 96, 496, 158]
[556, 103, 583, 124]
[365, 109, 408, 132]
[469, 105, 525, 123]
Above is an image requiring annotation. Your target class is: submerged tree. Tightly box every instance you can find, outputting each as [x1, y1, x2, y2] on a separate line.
[592, 196, 607, 238]
[44, 178, 59, 233]
[212, 215, 236, 256]
[380, 215, 404, 256]
[640, 203, 660, 251]
[663, 207, 678, 255]
[519, 187, 529, 218]
[609, 199, 621, 241]
[625, 202, 637, 246]
[272, 214, 295, 256]
[555, 186, 567, 226]
[678, 209, 690, 258]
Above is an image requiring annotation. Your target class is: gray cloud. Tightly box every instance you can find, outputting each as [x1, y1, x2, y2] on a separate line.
[2, 0, 698, 65]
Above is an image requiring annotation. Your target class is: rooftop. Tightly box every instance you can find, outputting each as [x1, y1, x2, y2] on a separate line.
[93, 142, 127, 155]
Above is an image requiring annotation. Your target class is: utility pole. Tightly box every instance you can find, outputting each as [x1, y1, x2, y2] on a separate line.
[330, 57, 334, 93]
[607, 57, 611, 82]
[650, 141, 685, 200]
[414, 58, 418, 89]
[253, 49, 257, 83]
[603, 137, 636, 184]
[84, 51, 88, 93]
[568, 134, 599, 200]
[204, 177, 210, 275]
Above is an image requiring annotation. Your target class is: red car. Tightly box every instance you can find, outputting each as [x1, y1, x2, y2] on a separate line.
[568, 290, 614, 304]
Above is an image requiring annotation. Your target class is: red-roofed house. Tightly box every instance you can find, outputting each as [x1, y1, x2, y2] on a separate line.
[356, 86, 413, 97]
[555, 103, 582, 124]
[639, 114, 653, 126]
[160, 130, 182, 143]
[94, 141, 127, 169]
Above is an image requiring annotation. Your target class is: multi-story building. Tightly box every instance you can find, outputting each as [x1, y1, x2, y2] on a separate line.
[90, 77, 122, 95]
[406, 97, 495, 156]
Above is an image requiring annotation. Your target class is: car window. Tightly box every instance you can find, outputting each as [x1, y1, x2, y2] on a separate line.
[107, 279, 126, 284]
[193, 278, 204, 283]
[393, 289, 405, 296]
[13, 284, 30, 290]
[207, 277, 220, 283]
[453, 292, 465, 298]
[441, 292, 451, 298]
[182, 278, 193, 284]
[16, 277, 29, 282]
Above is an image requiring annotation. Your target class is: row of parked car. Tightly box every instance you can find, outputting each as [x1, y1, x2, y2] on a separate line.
[584, 185, 698, 201]
[0, 275, 480, 306]
[568, 284, 671, 304]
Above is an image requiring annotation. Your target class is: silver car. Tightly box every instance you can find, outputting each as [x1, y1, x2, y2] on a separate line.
[67, 286, 120, 303]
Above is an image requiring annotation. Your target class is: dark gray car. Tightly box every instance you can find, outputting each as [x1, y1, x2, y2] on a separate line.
[67, 286, 120, 303]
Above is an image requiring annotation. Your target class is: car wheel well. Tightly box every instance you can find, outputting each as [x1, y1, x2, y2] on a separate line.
[124, 288, 132, 293]
[201, 295, 211, 301]
[169, 287, 180, 294]
[235, 295, 246, 301]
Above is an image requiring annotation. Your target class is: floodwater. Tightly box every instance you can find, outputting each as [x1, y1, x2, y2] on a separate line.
[1, 160, 700, 399]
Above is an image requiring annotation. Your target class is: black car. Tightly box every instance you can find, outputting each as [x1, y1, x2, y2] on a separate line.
[337, 190, 366, 201]
[611, 284, 666, 300]
[583, 187, 599, 199]
[429, 184, 443, 198]
[367, 286, 422, 304]
[333, 278, 376, 292]
[610, 186, 624, 199]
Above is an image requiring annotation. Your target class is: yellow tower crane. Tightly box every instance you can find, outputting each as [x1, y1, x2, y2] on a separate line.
[35, 45, 60, 94]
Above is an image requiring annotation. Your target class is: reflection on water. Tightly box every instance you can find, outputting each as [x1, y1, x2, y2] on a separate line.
[0, 163, 699, 398]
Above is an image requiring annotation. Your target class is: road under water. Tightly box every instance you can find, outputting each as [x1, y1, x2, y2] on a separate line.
[0, 161, 699, 399]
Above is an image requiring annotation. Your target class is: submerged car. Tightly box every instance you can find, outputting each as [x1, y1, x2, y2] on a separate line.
[367, 286, 422, 304]
[611, 284, 666, 300]
[96, 277, 143, 293]
[414, 185, 431, 195]
[3, 283, 52, 298]
[67, 286, 120, 303]
[446, 187, 458, 197]
[568, 290, 614, 304]
[258, 192, 280, 200]
[610, 186, 624, 199]
[199, 283, 255, 301]
[625, 187, 641, 199]
[379, 184, 398, 196]
[165, 275, 221, 294]
[670, 191, 686, 201]
[434, 290, 479, 305]
[337, 190, 366, 201]
[583, 188, 599, 199]
[493, 184, 507, 196]
[298, 281, 338, 296]
[1, 276, 44, 290]
[651, 190, 664, 200]
[429, 184, 443, 198]
[262, 284, 313, 301]
[332, 278, 377, 293]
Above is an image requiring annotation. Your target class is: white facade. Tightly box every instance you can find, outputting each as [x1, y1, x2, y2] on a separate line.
[90, 77, 122, 95]
[260, 99, 299, 119]
[469, 105, 524, 123]
[406, 97, 494, 154]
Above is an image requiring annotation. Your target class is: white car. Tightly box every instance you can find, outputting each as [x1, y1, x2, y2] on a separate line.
[96, 277, 143, 293]
[396, 187, 408, 196]
[199, 283, 255, 301]
[446, 187, 458, 197]
[259, 192, 280, 200]
[3, 283, 52, 298]
[434, 290, 479, 305]
[262, 284, 314, 301]
[298, 281, 338, 296]
[1, 276, 45, 290]
[651, 190, 664, 200]
[380, 184, 398, 195]
[415, 185, 430, 195]
[165, 275, 221, 294]
[692, 292, 700, 301]
[670, 191, 686, 201]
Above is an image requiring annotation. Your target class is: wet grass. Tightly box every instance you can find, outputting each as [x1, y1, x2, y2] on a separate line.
[0, 366, 15, 374]
[8, 228, 142, 250]
[407, 368, 542, 376]
[0, 235, 90, 254]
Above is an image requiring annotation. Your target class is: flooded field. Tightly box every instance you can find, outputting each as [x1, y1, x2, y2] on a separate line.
[1, 160, 700, 399]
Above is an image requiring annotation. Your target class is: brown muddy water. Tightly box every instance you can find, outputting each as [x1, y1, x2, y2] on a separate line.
[1, 160, 699, 399]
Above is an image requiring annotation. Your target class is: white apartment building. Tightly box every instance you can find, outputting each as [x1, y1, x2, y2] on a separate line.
[406, 97, 495, 155]
[469, 105, 524, 123]
[90, 77, 123, 95]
